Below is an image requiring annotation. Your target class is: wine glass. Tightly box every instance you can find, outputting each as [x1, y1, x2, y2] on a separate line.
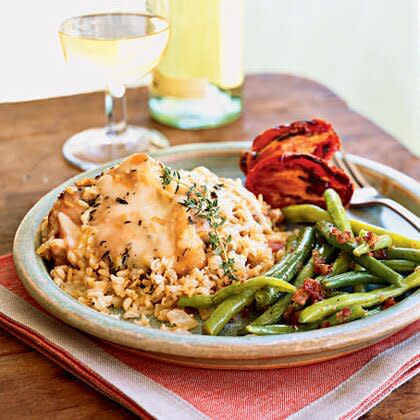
[59, 5, 170, 170]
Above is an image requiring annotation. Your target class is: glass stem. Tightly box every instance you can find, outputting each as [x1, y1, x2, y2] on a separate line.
[105, 83, 127, 135]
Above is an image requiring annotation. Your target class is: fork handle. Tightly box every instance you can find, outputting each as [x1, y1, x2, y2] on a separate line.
[355, 198, 420, 232]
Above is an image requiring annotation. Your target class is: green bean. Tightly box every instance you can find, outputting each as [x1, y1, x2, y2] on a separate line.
[323, 189, 355, 283]
[299, 270, 420, 323]
[178, 275, 296, 309]
[329, 252, 352, 277]
[356, 256, 402, 286]
[253, 282, 300, 326]
[204, 289, 256, 336]
[293, 261, 315, 288]
[313, 251, 348, 285]
[219, 316, 250, 336]
[321, 272, 386, 290]
[251, 244, 331, 326]
[264, 253, 294, 277]
[266, 227, 315, 278]
[274, 251, 310, 283]
[255, 287, 280, 311]
[282, 204, 420, 249]
[254, 251, 295, 310]
[256, 227, 315, 309]
[322, 305, 367, 327]
[316, 221, 403, 286]
[246, 325, 297, 335]
[254, 228, 315, 310]
[296, 322, 321, 331]
[353, 284, 366, 293]
[282, 227, 315, 272]
[251, 294, 292, 326]
[286, 233, 299, 253]
[282, 204, 331, 224]
[177, 295, 214, 309]
[213, 276, 296, 304]
[294, 244, 334, 287]
[387, 248, 420, 264]
[351, 221, 420, 250]
[324, 188, 353, 237]
[366, 306, 382, 317]
[354, 256, 402, 286]
[253, 282, 301, 324]
[353, 232, 392, 257]
[382, 259, 418, 273]
[246, 322, 320, 335]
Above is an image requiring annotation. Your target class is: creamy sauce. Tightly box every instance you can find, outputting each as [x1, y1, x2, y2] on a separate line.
[89, 154, 206, 274]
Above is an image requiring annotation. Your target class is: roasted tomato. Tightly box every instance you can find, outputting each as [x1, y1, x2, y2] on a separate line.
[245, 153, 353, 208]
[240, 119, 341, 174]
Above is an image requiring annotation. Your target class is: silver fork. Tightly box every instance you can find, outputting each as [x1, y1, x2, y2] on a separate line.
[332, 152, 420, 231]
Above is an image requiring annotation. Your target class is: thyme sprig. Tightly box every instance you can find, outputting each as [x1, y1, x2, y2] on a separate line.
[160, 165, 236, 280]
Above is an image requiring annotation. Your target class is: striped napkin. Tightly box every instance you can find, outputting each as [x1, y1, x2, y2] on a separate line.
[0, 255, 418, 420]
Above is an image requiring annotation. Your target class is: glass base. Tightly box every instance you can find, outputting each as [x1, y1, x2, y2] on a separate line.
[62, 126, 169, 171]
[149, 85, 242, 130]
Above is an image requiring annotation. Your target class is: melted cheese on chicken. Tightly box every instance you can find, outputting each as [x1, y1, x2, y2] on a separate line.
[46, 153, 206, 275]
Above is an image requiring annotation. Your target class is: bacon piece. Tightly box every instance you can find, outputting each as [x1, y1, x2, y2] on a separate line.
[382, 297, 397, 309]
[267, 239, 285, 253]
[292, 278, 325, 306]
[292, 288, 310, 306]
[312, 249, 332, 275]
[320, 307, 353, 328]
[283, 305, 301, 326]
[331, 227, 353, 245]
[302, 278, 325, 302]
[245, 153, 354, 208]
[335, 306, 352, 322]
[240, 119, 341, 174]
[373, 249, 388, 259]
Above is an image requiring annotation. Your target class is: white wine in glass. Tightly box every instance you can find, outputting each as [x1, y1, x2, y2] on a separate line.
[59, 11, 170, 170]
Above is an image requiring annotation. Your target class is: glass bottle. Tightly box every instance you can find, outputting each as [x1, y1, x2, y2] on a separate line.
[148, 0, 244, 130]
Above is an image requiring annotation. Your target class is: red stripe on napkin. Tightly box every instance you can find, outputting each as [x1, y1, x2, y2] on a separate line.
[1, 255, 419, 419]
[0, 313, 153, 419]
[343, 356, 420, 420]
[101, 325, 419, 419]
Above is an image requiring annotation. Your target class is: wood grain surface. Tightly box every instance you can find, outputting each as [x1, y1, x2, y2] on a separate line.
[0, 74, 418, 419]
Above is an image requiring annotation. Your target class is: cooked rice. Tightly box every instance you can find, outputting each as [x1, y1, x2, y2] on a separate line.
[37, 163, 288, 332]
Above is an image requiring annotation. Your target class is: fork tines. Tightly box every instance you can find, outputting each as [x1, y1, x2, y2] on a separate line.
[333, 152, 370, 189]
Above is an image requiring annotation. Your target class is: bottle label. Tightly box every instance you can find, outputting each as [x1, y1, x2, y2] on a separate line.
[151, 70, 207, 99]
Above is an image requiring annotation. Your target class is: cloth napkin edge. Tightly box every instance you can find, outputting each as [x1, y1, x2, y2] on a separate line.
[0, 284, 208, 420]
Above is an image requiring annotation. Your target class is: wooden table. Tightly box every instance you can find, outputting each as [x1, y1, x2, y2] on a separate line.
[0, 74, 418, 419]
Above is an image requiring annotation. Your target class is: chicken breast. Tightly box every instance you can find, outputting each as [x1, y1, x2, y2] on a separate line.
[43, 153, 206, 275]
